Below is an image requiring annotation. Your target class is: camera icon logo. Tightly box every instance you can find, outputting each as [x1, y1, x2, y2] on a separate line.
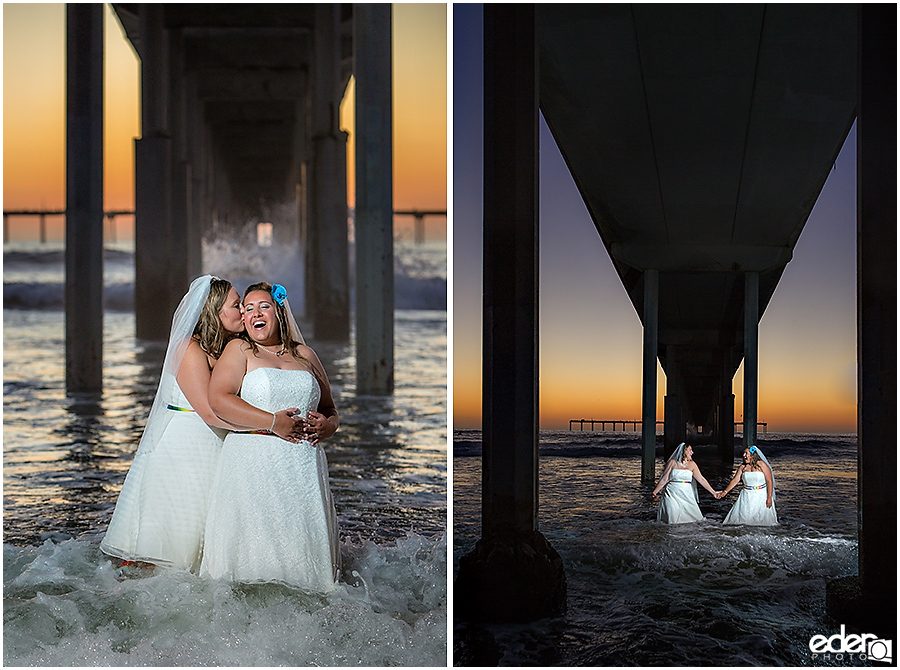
[868, 639, 892, 664]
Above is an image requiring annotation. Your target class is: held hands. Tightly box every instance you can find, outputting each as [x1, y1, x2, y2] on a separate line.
[291, 410, 337, 446]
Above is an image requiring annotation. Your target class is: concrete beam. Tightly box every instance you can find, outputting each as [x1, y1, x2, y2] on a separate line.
[353, 5, 394, 393]
[183, 32, 309, 70]
[194, 67, 307, 100]
[65, 4, 104, 393]
[610, 243, 792, 273]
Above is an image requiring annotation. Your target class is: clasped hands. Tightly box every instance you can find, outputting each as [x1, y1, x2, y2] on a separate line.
[270, 409, 336, 445]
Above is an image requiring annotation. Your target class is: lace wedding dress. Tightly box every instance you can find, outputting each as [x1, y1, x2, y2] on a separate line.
[723, 470, 778, 526]
[200, 367, 340, 591]
[101, 378, 225, 570]
[657, 469, 704, 524]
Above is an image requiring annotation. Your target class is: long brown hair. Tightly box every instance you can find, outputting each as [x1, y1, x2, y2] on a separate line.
[242, 282, 322, 385]
[193, 277, 238, 359]
[745, 447, 762, 469]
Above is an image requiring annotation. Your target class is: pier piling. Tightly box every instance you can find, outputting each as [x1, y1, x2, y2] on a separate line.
[456, 4, 566, 624]
[65, 4, 104, 394]
[354, 4, 395, 394]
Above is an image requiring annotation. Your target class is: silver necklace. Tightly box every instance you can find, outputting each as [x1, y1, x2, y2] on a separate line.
[259, 343, 286, 356]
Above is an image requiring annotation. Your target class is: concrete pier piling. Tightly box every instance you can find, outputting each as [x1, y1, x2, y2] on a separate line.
[641, 269, 659, 481]
[134, 4, 176, 340]
[826, 2, 897, 640]
[353, 4, 394, 394]
[742, 272, 759, 449]
[65, 3, 104, 394]
[309, 3, 350, 341]
[455, 4, 566, 624]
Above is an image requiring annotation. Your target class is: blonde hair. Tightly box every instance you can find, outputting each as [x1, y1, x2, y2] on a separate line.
[193, 278, 237, 359]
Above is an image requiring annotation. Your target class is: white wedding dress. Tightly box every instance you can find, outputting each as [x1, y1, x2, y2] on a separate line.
[101, 378, 225, 570]
[723, 470, 778, 526]
[200, 367, 340, 591]
[657, 469, 704, 524]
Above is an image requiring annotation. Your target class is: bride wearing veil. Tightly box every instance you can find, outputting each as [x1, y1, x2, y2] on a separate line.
[101, 276, 249, 571]
[651, 443, 720, 524]
[718, 445, 778, 525]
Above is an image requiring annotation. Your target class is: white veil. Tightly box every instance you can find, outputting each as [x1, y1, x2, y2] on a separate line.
[749, 445, 775, 500]
[666, 442, 699, 504]
[136, 275, 215, 457]
[282, 296, 305, 345]
[278, 288, 338, 575]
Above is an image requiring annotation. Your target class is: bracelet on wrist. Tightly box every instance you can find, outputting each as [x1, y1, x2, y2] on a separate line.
[269, 412, 276, 432]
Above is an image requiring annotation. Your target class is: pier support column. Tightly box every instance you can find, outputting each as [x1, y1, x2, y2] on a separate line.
[641, 269, 659, 481]
[167, 30, 189, 299]
[354, 4, 394, 392]
[65, 4, 104, 393]
[664, 394, 685, 460]
[456, 4, 566, 623]
[718, 352, 735, 462]
[310, 4, 350, 341]
[827, 3, 897, 639]
[742, 272, 759, 448]
[718, 390, 736, 463]
[134, 5, 175, 340]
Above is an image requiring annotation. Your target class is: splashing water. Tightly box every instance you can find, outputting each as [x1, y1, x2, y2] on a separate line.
[3, 240, 448, 666]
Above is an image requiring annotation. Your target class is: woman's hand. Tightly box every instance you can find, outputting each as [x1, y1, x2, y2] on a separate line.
[294, 410, 337, 446]
[271, 408, 301, 442]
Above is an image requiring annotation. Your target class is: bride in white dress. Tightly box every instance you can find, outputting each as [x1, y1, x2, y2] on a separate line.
[719, 445, 778, 525]
[651, 443, 720, 524]
[101, 276, 255, 571]
[201, 282, 341, 591]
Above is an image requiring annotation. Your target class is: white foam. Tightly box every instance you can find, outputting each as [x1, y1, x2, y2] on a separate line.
[4, 534, 447, 666]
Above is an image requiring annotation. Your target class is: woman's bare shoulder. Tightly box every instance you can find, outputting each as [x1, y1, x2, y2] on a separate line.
[222, 337, 252, 356]
[295, 342, 323, 363]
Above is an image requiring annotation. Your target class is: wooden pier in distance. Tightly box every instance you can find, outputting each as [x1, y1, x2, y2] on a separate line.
[3, 209, 134, 244]
[569, 419, 664, 431]
[568, 419, 767, 432]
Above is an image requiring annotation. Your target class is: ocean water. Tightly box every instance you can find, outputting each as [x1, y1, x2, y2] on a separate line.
[3, 240, 447, 666]
[454, 430, 867, 666]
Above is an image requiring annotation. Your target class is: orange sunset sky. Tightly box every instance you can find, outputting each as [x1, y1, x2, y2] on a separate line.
[3, 3, 447, 242]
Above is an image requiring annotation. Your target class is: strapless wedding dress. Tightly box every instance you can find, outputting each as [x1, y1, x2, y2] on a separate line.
[101, 379, 226, 570]
[200, 367, 340, 591]
[723, 470, 778, 526]
[657, 468, 704, 524]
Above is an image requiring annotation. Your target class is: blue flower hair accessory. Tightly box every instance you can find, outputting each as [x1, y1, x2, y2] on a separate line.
[271, 284, 287, 305]
[749, 446, 757, 454]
